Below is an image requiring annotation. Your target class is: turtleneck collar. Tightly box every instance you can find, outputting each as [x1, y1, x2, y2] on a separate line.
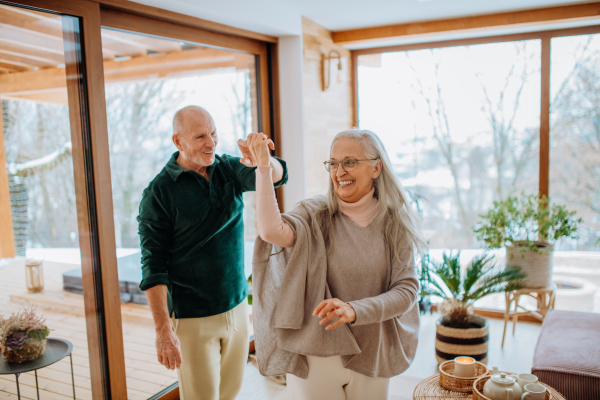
[337, 187, 379, 227]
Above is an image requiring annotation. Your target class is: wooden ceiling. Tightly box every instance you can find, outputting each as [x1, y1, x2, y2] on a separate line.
[0, 4, 253, 105]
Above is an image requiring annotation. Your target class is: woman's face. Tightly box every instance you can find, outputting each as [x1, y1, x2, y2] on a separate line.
[330, 137, 382, 203]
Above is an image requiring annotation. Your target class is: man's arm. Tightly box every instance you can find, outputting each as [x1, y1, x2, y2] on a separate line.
[269, 156, 284, 183]
[146, 285, 181, 370]
[137, 188, 180, 370]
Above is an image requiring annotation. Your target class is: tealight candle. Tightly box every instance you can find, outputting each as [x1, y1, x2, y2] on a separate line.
[454, 356, 476, 378]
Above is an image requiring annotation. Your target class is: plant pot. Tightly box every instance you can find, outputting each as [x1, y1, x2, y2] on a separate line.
[506, 241, 554, 288]
[435, 318, 489, 365]
[0, 338, 47, 363]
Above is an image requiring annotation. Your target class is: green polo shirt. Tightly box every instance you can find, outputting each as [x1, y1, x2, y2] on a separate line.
[137, 151, 288, 319]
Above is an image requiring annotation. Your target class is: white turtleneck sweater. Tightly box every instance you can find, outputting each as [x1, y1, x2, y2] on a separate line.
[255, 166, 378, 248]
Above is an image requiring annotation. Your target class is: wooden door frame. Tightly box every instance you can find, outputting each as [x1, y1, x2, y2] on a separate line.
[2, 0, 126, 398]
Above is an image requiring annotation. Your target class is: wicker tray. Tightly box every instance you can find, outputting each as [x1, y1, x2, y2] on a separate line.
[438, 360, 489, 393]
[473, 374, 565, 400]
[413, 374, 472, 399]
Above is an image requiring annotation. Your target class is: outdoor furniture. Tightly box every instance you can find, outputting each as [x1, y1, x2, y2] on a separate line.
[0, 338, 75, 400]
[532, 309, 600, 400]
[502, 284, 556, 347]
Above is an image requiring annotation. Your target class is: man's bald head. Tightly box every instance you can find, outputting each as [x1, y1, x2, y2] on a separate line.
[172, 106, 218, 171]
[173, 106, 215, 137]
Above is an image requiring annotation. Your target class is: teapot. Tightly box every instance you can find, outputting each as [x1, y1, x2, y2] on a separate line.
[483, 367, 523, 400]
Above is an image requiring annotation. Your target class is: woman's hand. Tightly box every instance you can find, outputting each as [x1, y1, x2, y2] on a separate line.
[240, 132, 274, 167]
[313, 298, 356, 330]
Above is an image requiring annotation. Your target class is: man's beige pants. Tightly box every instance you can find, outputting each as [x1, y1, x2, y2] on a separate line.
[171, 300, 249, 400]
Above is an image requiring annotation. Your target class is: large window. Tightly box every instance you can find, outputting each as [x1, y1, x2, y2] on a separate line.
[355, 29, 600, 313]
[357, 40, 541, 250]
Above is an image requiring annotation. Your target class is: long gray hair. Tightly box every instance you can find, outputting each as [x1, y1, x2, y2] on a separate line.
[305, 129, 427, 261]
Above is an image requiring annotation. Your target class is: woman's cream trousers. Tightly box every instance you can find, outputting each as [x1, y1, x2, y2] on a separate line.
[286, 355, 390, 400]
[171, 300, 249, 400]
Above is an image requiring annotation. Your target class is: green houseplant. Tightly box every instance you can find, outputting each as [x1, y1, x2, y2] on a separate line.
[421, 252, 525, 364]
[474, 193, 581, 288]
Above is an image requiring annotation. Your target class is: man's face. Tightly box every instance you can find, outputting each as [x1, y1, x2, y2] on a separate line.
[174, 109, 218, 167]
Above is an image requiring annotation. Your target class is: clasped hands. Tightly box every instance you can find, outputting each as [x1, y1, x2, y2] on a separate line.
[313, 298, 356, 330]
[238, 132, 274, 167]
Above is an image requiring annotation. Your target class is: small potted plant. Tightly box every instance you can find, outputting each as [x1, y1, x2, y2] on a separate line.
[474, 193, 581, 288]
[421, 252, 525, 364]
[0, 307, 51, 363]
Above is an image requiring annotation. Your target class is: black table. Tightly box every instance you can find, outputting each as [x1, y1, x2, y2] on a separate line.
[0, 338, 75, 399]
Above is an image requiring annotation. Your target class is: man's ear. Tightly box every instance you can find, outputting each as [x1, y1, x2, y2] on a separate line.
[172, 134, 182, 151]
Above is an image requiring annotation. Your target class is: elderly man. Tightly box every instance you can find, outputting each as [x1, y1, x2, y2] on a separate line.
[137, 106, 287, 400]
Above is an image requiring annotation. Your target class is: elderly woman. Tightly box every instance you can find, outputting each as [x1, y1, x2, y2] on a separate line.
[246, 129, 426, 400]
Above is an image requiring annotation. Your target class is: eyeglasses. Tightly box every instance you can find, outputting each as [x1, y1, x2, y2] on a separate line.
[323, 158, 380, 172]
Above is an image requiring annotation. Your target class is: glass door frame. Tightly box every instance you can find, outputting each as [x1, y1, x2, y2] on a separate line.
[4, 1, 282, 399]
[1, 0, 127, 398]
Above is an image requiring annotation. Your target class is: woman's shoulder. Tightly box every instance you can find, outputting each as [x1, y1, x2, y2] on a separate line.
[285, 195, 327, 222]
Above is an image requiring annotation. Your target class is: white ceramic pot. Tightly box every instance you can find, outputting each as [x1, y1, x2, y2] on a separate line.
[483, 369, 523, 400]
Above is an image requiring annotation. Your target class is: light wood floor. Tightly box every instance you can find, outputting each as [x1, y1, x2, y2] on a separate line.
[0, 259, 178, 400]
[1, 259, 543, 399]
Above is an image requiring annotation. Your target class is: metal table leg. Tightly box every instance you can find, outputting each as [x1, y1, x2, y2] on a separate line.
[70, 353, 76, 399]
[15, 373, 21, 400]
[35, 369, 40, 399]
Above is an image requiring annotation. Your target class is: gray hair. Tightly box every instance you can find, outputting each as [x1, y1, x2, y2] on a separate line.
[305, 129, 427, 261]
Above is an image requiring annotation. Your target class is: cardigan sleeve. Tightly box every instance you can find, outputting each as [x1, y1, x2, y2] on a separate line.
[348, 249, 419, 326]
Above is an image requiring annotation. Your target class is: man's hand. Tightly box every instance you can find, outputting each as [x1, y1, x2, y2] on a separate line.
[313, 298, 356, 330]
[155, 324, 182, 370]
[238, 132, 274, 167]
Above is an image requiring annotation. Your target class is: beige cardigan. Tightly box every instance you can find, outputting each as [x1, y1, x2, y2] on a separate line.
[252, 197, 420, 379]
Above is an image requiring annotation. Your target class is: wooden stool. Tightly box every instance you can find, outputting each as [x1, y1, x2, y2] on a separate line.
[502, 284, 556, 348]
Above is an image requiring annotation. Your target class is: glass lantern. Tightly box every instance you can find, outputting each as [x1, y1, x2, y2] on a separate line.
[25, 258, 44, 293]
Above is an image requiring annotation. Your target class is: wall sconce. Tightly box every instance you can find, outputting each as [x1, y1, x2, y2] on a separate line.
[322, 50, 343, 91]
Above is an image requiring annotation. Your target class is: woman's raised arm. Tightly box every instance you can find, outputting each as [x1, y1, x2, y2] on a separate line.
[249, 133, 296, 248]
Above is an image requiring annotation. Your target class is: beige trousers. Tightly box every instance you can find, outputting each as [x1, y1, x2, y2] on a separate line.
[286, 355, 389, 400]
[171, 300, 249, 400]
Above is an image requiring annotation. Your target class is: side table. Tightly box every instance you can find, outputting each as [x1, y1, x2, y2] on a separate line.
[0, 338, 75, 399]
[502, 284, 556, 347]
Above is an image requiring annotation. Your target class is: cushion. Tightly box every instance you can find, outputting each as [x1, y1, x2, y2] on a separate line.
[532, 309, 600, 399]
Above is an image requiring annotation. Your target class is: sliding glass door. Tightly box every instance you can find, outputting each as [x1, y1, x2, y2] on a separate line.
[0, 1, 123, 398]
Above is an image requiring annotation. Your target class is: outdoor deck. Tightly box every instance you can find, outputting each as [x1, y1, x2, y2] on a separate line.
[0, 258, 178, 400]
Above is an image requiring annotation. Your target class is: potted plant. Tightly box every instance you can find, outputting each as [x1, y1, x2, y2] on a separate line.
[0, 307, 51, 363]
[474, 193, 581, 288]
[418, 253, 433, 315]
[422, 252, 525, 364]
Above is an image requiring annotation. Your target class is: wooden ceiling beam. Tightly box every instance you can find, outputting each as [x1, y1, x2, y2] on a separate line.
[0, 47, 252, 96]
[0, 25, 64, 54]
[101, 29, 182, 54]
[0, 5, 63, 38]
[0, 51, 55, 67]
[332, 3, 600, 45]
[0, 42, 63, 64]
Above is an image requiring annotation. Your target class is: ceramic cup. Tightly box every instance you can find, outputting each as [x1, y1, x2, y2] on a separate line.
[454, 356, 476, 378]
[517, 373, 538, 391]
[521, 383, 546, 400]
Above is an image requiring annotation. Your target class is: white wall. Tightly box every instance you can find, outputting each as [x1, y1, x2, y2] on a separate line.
[278, 35, 307, 211]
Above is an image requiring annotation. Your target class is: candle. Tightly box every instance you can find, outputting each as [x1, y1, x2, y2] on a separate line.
[454, 356, 476, 378]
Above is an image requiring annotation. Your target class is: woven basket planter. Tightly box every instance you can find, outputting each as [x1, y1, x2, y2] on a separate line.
[506, 241, 553, 288]
[435, 318, 489, 365]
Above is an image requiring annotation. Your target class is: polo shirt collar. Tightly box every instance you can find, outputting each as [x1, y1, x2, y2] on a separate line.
[165, 151, 220, 182]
